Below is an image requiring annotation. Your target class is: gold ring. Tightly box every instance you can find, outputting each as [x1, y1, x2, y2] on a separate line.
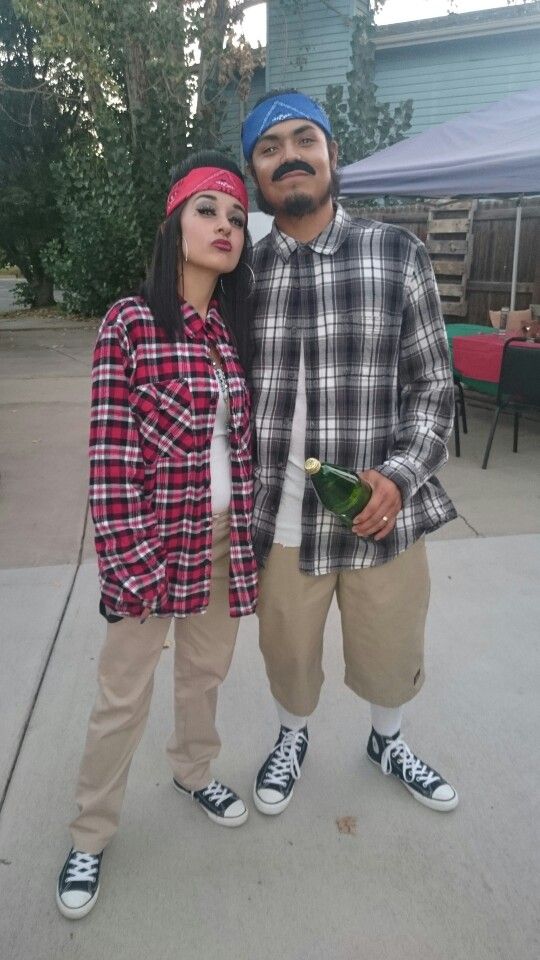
[382, 515, 389, 523]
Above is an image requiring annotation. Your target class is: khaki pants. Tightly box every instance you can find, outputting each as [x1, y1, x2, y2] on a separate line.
[257, 537, 430, 716]
[70, 513, 238, 854]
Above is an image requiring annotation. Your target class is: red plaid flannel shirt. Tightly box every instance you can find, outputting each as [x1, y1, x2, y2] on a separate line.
[89, 297, 258, 618]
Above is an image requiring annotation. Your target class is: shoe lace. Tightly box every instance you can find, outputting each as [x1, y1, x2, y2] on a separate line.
[66, 851, 100, 883]
[201, 779, 233, 807]
[381, 737, 440, 788]
[263, 728, 307, 788]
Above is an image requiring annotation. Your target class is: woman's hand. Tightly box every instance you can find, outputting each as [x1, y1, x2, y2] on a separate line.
[139, 607, 152, 624]
[351, 471, 402, 541]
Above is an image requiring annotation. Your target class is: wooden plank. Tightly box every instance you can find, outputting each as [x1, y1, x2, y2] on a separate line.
[428, 218, 471, 234]
[467, 281, 533, 294]
[438, 282, 465, 297]
[433, 200, 475, 212]
[374, 212, 429, 224]
[533, 256, 540, 303]
[426, 239, 468, 254]
[475, 207, 540, 222]
[442, 302, 468, 317]
[432, 259, 467, 276]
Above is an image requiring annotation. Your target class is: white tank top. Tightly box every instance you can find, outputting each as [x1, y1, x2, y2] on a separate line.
[273, 340, 306, 547]
[210, 369, 232, 514]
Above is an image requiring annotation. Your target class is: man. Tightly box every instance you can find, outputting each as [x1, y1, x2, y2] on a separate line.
[242, 89, 459, 816]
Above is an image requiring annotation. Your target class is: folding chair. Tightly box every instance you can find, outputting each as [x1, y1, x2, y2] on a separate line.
[453, 375, 468, 458]
[481, 337, 540, 469]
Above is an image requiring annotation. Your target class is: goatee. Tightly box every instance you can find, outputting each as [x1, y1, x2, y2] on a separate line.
[283, 192, 320, 217]
[255, 172, 339, 218]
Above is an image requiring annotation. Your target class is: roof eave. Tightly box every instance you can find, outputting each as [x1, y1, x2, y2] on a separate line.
[376, 13, 540, 50]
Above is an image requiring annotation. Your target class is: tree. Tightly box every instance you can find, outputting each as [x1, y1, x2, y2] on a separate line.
[0, 0, 82, 305]
[324, 4, 413, 168]
[191, 0, 261, 150]
[12, 0, 258, 313]
[15, 0, 195, 245]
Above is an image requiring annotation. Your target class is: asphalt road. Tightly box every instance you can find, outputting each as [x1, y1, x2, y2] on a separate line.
[0, 277, 63, 312]
[0, 277, 20, 312]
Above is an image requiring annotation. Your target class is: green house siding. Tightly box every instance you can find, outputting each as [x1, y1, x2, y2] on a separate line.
[266, 0, 367, 99]
[375, 32, 540, 137]
[220, 3, 540, 166]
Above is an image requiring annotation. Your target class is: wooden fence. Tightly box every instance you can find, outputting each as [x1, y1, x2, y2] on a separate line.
[343, 197, 540, 325]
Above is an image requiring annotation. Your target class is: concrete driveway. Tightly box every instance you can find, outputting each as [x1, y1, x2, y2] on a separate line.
[0, 315, 539, 960]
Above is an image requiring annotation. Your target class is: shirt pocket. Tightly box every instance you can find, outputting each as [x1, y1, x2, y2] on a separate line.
[339, 309, 397, 374]
[129, 379, 193, 463]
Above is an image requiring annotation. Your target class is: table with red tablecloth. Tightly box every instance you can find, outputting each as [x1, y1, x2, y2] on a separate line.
[452, 333, 540, 395]
[445, 323, 497, 396]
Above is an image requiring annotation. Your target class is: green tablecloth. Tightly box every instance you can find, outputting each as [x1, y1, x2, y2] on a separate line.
[445, 323, 498, 397]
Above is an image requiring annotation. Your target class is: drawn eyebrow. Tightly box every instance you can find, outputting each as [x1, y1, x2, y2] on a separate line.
[195, 193, 245, 212]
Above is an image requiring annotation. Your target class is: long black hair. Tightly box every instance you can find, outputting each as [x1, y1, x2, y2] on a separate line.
[141, 150, 253, 370]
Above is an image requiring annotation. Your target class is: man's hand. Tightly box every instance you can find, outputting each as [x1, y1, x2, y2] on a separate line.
[351, 470, 402, 541]
[139, 606, 152, 624]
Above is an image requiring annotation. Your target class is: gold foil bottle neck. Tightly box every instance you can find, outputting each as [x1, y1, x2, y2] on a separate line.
[304, 457, 321, 475]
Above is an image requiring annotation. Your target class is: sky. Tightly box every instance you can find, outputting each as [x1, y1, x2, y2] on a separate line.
[242, 1, 520, 44]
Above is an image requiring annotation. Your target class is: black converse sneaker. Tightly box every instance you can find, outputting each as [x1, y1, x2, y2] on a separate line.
[56, 848, 103, 919]
[173, 777, 248, 827]
[253, 725, 309, 815]
[367, 728, 458, 812]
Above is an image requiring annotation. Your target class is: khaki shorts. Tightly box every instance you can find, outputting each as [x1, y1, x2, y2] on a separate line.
[257, 537, 430, 714]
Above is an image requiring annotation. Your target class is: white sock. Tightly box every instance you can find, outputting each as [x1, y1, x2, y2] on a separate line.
[370, 703, 403, 739]
[274, 698, 308, 732]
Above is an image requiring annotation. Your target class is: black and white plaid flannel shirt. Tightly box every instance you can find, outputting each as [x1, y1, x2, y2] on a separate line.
[250, 204, 457, 573]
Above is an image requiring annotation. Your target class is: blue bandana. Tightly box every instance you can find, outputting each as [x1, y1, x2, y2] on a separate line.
[241, 93, 333, 161]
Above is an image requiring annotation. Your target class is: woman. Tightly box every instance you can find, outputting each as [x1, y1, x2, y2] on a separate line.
[56, 152, 257, 920]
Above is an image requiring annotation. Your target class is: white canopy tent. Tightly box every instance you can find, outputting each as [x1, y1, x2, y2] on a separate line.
[339, 86, 540, 309]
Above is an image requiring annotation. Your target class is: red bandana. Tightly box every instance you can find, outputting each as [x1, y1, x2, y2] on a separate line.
[166, 167, 248, 218]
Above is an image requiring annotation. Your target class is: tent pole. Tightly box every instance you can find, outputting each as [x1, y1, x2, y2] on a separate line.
[510, 197, 523, 311]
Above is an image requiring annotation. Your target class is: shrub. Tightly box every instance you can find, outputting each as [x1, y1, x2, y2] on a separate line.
[44, 142, 147, 316]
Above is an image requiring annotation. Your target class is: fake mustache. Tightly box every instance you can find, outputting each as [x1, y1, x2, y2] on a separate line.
[272, 160, 316, 182]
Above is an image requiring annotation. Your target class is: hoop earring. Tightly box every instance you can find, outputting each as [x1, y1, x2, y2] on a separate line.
[181, 237, 189, 263]
[243, 263, 256, 297]
[237, 262, 255, 298]
[219, 263, 256, 299]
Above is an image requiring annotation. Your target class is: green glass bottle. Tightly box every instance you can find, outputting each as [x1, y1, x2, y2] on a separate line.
[305, 457, 372, 528]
